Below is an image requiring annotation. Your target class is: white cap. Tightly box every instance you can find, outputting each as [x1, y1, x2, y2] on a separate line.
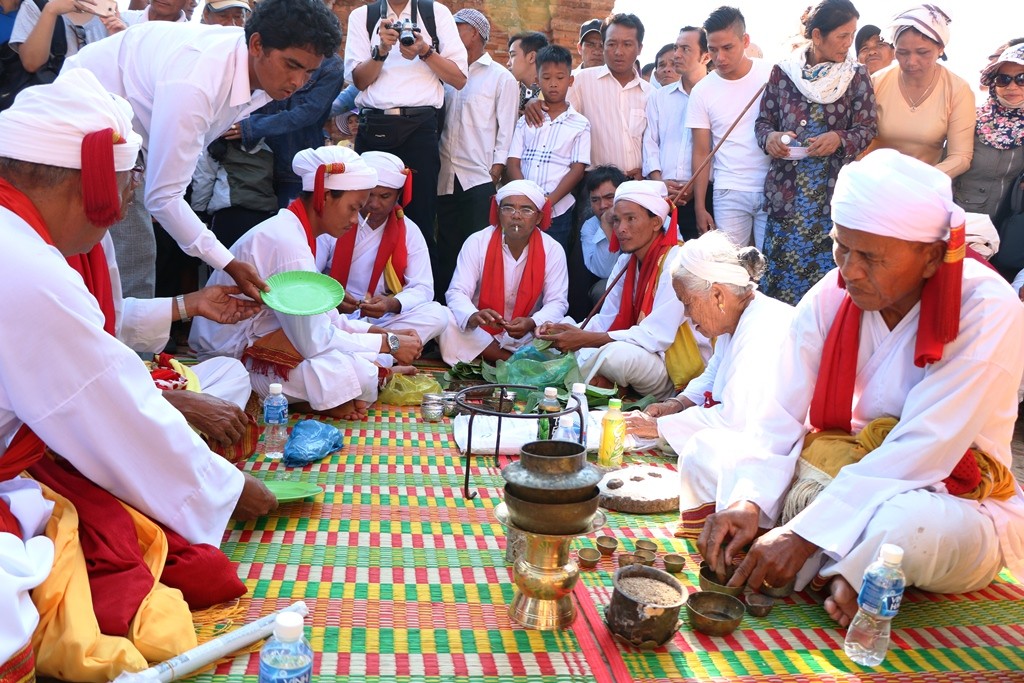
[571, 382, 587, 395]
[880, 543, 904, 565]
[269, 383, 283, 395]
[273, 611, 305, 642]
[544, 387, 558, 397]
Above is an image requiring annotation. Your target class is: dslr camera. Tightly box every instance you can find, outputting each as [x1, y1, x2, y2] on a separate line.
[387, 18, 419, 47]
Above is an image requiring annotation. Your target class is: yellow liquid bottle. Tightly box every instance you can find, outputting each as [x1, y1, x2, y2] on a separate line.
[598, 398, 625, 468]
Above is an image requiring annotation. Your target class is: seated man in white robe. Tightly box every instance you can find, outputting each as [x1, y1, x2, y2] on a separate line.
[324, 151, 447, 344]
[622, 231, 793, 529]
[692, 150, 1024, 626]
[0, 71, 275, 676]
[191, 146, 422, 421]
[440, 180, 568, 365]
[538, 180, 709, 400]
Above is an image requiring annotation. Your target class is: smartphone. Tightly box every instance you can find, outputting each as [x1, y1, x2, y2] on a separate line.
[77, 0, 117, 18]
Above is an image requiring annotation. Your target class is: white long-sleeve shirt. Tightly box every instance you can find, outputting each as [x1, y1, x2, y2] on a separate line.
[718, 265, 1024, 579]
[64, 23, 272, 271]
[438, 52, 519, 194]
[446, 226, 568, 332]
[643, 80, 696, 181]
[0, 208, 244, 546]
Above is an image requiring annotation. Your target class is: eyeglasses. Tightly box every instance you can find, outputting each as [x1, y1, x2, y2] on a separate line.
[993, 72, 1024, 87]
[499, 205, 537, 217]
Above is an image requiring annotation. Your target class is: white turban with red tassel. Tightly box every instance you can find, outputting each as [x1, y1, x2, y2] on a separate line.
[831, 148, 967, 366]
[361, 151, 413, 207]
[292, 146, 378, 213]
[0, 69, 141, 227]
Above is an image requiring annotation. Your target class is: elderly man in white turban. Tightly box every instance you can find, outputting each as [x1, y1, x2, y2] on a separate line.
[440, 179, 568, 365]
[0, 70, 277, 678]
[192, 146, 423, 421]
[323, 151, 447, 345]
[693, 149, 1024, 627]
[538, 180, 709, 400]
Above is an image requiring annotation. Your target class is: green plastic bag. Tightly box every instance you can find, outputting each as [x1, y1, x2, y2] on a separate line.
[495, 344, 578, 389]
[378, 373, 443, 406]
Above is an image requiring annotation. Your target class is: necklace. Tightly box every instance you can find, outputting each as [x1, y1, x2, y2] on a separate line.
[899, 69, 938, 112]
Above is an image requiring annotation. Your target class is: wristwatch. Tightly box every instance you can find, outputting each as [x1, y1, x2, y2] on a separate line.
[386, 332, 401, 353]
[371, 45, 388, 62]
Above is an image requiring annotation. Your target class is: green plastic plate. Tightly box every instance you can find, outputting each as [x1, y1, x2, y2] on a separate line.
[264, 480, 324, 503]
[262, 271, 345, 316]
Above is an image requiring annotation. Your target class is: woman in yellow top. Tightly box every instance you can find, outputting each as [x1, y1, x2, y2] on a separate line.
[863, 5, 975, 177]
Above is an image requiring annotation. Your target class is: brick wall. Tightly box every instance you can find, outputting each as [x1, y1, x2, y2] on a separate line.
[331, 0, 615, 69]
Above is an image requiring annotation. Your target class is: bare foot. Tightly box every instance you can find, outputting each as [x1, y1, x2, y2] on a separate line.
[480, 342, 512, 363]
[390, 365, 417, 376]
[824, 575, 859, 627]
[588, 373, 614, 390]
[313, 399, 370, 421]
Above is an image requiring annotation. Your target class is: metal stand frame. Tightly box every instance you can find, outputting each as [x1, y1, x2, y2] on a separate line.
[454, 383, 586, 499]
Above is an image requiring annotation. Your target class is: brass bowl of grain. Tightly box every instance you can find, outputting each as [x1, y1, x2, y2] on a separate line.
[605, 565, 685, 648]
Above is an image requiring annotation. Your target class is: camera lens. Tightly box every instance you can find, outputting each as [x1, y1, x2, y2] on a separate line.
[400, 29, 415, 46]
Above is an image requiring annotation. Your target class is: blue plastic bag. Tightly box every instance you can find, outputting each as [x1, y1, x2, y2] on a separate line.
[283, 419, 344, 466]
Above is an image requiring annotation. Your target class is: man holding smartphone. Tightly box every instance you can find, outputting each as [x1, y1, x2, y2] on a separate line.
[10, 0, 119, 77]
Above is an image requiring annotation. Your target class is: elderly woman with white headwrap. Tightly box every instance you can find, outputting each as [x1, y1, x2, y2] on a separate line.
[192, 146, 422, 421]
[694, 149, 1024, 628]
[625, 232, 794, 468]
[862, 4, 976, 177]
[439, 179, 569, 365]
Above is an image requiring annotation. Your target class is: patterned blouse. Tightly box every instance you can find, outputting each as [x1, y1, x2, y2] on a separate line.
[754, 63, 877, 218]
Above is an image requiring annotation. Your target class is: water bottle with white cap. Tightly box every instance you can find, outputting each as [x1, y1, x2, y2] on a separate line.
[844, 543, 906, 666]
[258, 611, 313, 683]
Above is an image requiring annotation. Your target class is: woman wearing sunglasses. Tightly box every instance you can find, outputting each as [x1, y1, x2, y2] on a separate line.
[953, 44, 1024, 224]
[862, 5, 975, 178]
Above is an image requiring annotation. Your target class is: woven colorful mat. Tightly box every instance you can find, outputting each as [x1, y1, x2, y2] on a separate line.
[189, 405, 1024, 683]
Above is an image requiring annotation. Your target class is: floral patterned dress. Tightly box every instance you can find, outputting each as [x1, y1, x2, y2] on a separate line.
[755, 62, 877, 304]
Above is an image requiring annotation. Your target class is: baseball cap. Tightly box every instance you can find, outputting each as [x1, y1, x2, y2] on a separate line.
[206, 0, 251, 12]
[453, 8, 490, 43]
[855, 25, 883, 55]
[579, 19, 601, 43]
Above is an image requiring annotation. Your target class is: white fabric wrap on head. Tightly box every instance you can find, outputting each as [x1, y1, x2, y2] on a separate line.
[614, 180, 670, 221]
[0, 69, 141, 171]
[889, 4, 951, 48]
[361, 150, 407, 189]
[831, 149, 964, 242]
[292, 146, 378, 192]
[674, 239, 754, 289]
[496, 179, 546, 209]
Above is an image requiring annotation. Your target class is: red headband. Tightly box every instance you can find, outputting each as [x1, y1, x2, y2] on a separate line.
[81, 129, 126, 228]
[400, 167, 413, 207]
[313, 162, 346, 214]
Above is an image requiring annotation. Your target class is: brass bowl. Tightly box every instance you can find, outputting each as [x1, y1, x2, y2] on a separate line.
[634, 539, 659, 554]
[502, 486, 600, 535]
[618, 553, 638, 567]
[663, 554, 686, 573]
[686, 591, 744, 637]
[698, 565, 743, 597]
[745, 592, 775, 617]
[760, 578, 797, 599]
[634, 549, 656, 566]
[596, 536, 618, 556]
[577, 547, 601, 569]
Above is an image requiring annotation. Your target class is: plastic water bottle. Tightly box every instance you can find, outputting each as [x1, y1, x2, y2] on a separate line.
[844, 544, 906, 667]
[570, 382, 589, 446]
[553, 414, 579, 442]
[598, 398, 626, 468]
[258, 611, 313, 683]
[262, 383, 289, 460]
[537, 387, 561, 439]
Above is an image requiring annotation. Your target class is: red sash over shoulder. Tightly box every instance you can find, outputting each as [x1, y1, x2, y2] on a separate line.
[477, 227, 546, 336]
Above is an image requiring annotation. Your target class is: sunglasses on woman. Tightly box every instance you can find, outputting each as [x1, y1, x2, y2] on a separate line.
[993, 73, 1024, 88]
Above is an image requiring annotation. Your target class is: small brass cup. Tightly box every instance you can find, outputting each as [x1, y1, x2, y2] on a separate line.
[663, 553, 686, 573]
[596, 536, 618, 556]
[576, 547, 601, 570]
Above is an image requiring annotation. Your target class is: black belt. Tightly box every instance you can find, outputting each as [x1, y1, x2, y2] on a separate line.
[360, 106, 438, 117]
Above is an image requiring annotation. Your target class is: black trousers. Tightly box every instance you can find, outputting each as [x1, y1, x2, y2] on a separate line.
[356, 109, 440, 252]
[435, 176, 495, 301]
[211, 207, 277, 250]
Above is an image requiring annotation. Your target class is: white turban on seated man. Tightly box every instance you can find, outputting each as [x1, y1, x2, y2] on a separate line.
[622, 230, 794, 532]
[0, 70, 277, 680]
[191, 146, 424, 422]
[692, 149, 1024, 626]
[439, 179, 569, 365]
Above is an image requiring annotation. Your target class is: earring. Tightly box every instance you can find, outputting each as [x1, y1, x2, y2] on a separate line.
[718, 303, 725, 312]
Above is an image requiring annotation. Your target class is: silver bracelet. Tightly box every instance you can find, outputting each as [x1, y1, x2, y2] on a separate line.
[175, 294, 190, 322]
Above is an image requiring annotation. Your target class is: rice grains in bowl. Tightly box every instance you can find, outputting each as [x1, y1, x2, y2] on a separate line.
[617, 576, 683, 605]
